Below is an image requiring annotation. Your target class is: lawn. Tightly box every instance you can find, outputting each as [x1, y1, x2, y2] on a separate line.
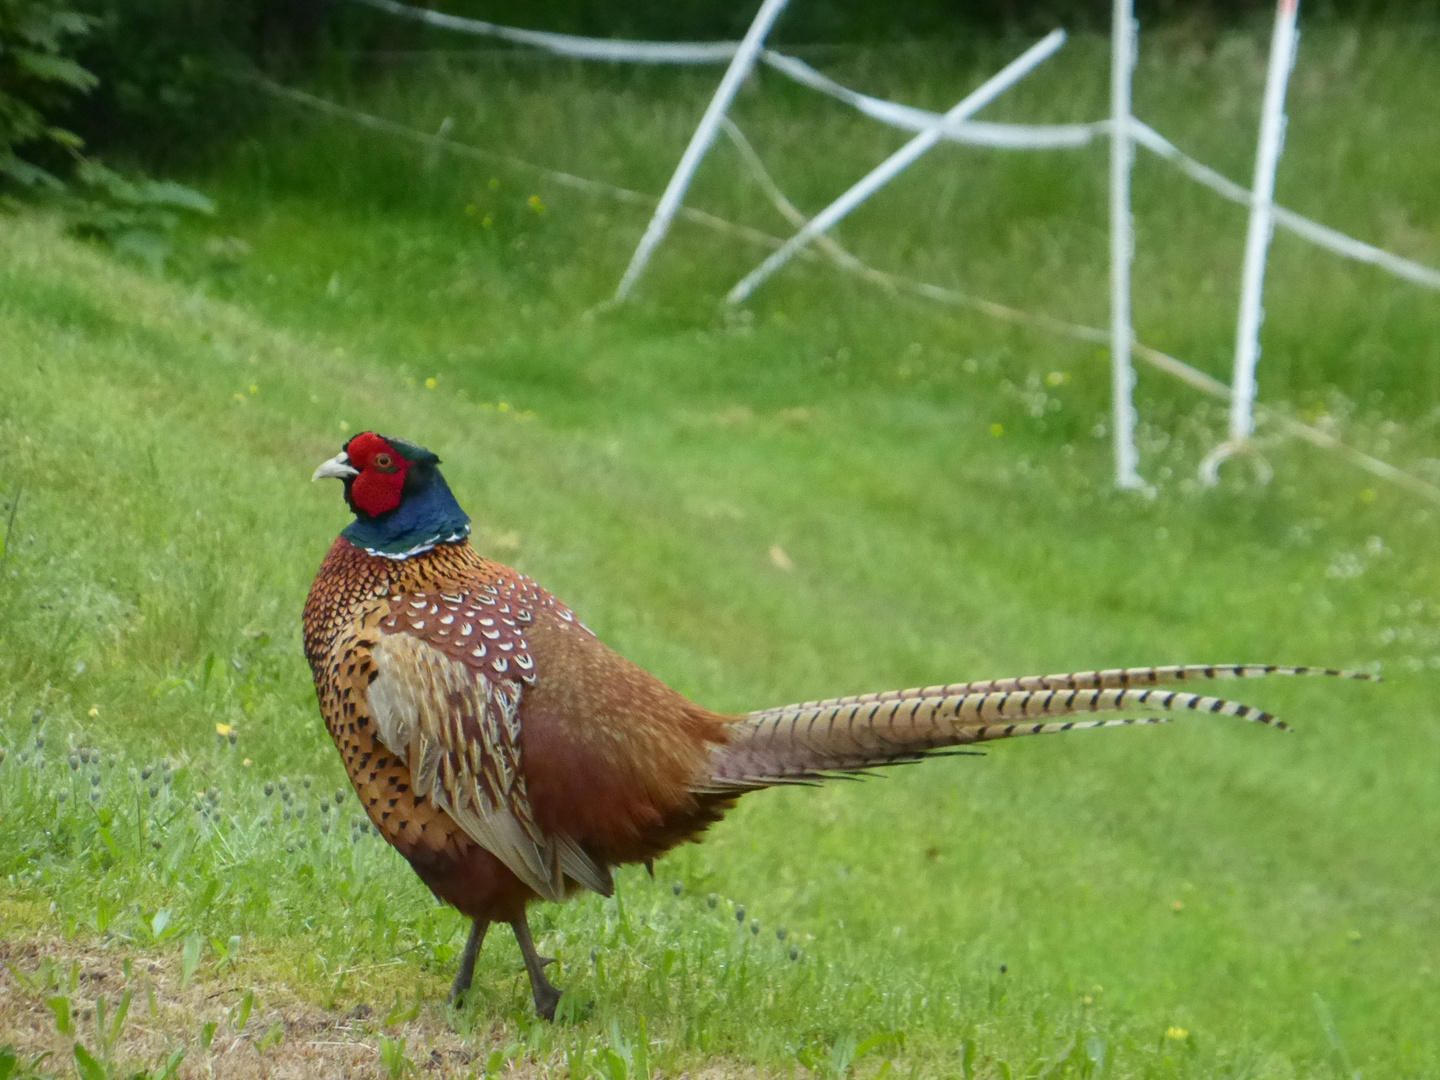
[2, 20, 1439, 1079]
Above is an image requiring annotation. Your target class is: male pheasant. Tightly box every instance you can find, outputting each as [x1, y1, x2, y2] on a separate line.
[304, 431, 1367, 1018]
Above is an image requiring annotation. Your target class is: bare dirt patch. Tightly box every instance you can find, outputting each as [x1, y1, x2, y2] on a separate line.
[1, 935, 774, 1079]
[0, 935, 518, 1079]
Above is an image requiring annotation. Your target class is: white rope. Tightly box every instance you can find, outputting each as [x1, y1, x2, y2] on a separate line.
[1126, 120, 1440, 291]
[726, 30, 1068, 304]
[349, 0, 1104, 151]
[351, 0, 742, 63]
[348, 0, 1440, 295]
[720, 117, 866, 274]
[755, 51, 1104, 150]
[251, 76, 1440, 506]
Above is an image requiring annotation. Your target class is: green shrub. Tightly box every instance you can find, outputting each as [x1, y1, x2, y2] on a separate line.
[69, 0, 336, 162]
[0, 0, 96, 190]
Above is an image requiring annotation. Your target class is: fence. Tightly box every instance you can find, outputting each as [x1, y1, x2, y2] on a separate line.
[333, 0, 1440, 499]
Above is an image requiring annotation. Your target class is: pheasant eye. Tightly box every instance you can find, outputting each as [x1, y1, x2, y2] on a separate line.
[372, 453, 396, 472]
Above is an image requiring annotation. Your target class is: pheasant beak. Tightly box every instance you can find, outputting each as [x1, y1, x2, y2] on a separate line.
[312, 452, 359, 482]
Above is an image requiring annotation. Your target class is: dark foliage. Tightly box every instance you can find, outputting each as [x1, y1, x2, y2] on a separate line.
[0, 0, 96, 188]
[67, 1, 337, 161]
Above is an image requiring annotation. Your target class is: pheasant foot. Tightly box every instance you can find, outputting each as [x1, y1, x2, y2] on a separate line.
[511, 915, 561, 1020]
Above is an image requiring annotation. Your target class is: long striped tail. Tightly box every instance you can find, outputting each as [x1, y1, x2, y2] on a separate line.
[763, 664, 1376, 714]
[703, 665, 1371, 792]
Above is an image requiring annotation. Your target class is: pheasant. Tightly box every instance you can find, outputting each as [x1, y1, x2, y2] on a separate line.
[304, 431, 1369, 1019]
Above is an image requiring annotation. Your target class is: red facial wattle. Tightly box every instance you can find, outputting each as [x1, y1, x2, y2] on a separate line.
[346, 432, 411, 517]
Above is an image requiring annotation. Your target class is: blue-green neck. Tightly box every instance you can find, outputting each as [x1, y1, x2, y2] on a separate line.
[342, 469, 471, 559]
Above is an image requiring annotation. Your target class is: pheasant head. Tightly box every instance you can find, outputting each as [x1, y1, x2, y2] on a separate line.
[312, 431, 470, 559]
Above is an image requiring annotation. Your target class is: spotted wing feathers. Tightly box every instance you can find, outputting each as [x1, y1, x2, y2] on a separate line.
[369, 592, 611, 900]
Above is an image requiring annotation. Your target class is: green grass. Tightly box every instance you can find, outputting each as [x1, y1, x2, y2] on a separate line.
[3, 22, 1440, 1078]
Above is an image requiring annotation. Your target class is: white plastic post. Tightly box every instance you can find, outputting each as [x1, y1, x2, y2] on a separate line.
[1202, 0, 1299, 482]
[725, 29, 1067, 305]
[613, 0, 790, 301]
[1230, 0, 1300, 443]
[1109, 0, 1143, 490]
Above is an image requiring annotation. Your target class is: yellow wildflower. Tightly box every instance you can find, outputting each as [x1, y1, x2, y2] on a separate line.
[1166, 1027, 1188, 1041]
[215, 723, 234, 737]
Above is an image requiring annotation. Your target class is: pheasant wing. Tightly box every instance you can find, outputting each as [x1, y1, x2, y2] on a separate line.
[367, 587, 611, 901]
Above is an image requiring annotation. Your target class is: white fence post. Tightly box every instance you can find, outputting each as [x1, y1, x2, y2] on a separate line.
[725, 30, 1066, 305]
[1201, 0, 1300, 483]
[613, 0, 790, 302]
[1109, 0, 1144, 490]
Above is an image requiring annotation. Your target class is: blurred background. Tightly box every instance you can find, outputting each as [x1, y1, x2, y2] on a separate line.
[1, 1, 1438, 1077]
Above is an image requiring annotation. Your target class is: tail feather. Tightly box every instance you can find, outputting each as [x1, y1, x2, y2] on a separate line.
[763, 664, 1375, 715]
[704, 682, 1291, 793]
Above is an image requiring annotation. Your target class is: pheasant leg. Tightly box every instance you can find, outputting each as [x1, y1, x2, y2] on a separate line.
[510, 915, 561, 1020]
[448, 918, 490, 1005]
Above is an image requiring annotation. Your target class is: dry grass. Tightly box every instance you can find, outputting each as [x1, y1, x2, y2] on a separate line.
[1, 936, 504, 1079]
[0, 935, 775, 1079]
